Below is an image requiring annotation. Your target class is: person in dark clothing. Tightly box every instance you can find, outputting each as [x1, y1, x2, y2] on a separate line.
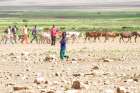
[31, 25, 38, 43]
[60, 32, 68, 61]
[11, 25, 18, 43]
[5, 26, 13, 44]
[50, 25, 58, 46]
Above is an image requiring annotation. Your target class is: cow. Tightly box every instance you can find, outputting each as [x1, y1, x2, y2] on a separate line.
[85, 32, 101, 42]
[66, 31, 80, 43]
[38, 32, 51, 44]
[101, 32, 119, 42]
[119, 32, 137, 43]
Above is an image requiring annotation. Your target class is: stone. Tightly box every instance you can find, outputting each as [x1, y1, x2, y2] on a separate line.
[55, 72, 59, 77]
[133, 78, 138, 82]
[45, 80, 48, 84]
[103, 59, 114, 62]
[73, 74, 81, 77]
[47, 91, 54, 93]
[84, 73, 95, 76]
[92, 66, 99, 70]
[116, 87, 125, 93]
[72, 81, 81, 89]
[34, 79, 41, 84]
[13, 86, 29, 91]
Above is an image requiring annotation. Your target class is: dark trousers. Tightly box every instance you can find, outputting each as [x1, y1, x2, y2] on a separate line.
[51, 36, 56, 45]
[31, 34, 38, 43]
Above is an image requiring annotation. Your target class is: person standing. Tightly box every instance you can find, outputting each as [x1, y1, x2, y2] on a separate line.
[31, 25, 38, 43]
[60, 32, 67, 61]
[50, 24, 58, 46]
[21, 25, 29, 44]
[5, 26, 13, 44]
[11, 25, 18, 43]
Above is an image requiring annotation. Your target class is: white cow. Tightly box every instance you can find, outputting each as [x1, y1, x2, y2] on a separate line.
[66, 31, 80, 43]
[38, 32, 51, 44]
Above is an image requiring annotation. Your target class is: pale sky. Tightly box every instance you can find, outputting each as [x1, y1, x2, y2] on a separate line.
[0, 0, 140, 6]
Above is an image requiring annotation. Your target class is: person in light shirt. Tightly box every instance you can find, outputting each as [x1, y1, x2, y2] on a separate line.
[21, 25, 29, 44]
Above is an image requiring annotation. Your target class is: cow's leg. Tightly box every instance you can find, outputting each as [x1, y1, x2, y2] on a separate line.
[126, 38, 130, 43]
[130, 37, 132, 43]
[0, 36, 4, 44]
[134, 35, 137, 43]
[85, 36, 87, 41]
[94, 37, 96, 42]
[104, 36, 108, 43]
[10, 37, 14, 44]
[41, 38, 43, 44]
[13, 34, 17, 43]
[122, 37, 125, 43]
[97, 36, 100, 42]
[48, 38, 51, 44]
[88, 37, 90, 41]
[112, 37, 115, 42]
[4, 35, 8, 44]
[119, 37, 122, 43]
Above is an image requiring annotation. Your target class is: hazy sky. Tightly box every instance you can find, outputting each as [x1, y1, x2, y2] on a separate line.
[0, 0, 140, 6]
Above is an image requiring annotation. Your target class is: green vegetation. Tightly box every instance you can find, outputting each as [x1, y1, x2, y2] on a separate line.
[0, 11, 140, 32]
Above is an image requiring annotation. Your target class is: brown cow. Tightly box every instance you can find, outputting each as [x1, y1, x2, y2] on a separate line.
[85, 32, 101, 42]
[133, 31, 140, 43]
[102, 32, 119, 42]
[119, 32, 137, 43]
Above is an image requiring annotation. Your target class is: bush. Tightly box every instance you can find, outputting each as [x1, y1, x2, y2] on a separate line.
[22, 19, 28, 22]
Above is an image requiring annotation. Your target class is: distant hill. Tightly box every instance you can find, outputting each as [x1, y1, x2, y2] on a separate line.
[0, 1, 140, 11]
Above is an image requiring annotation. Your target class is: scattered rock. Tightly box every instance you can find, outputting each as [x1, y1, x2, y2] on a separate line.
[103, 58, 114, 62]
[72, 58, 77, 63]
[55, 73, 59, 77]
[34, 72, 45, 84]
[84, 73, 95, 76]
[34, 79, 41, 85]
[92, 66, 99, 70]
[13, 86, 29, 91]
[34, 77, 45, 84]
[6, 83, 15, 86]
[72, 74, 81, 77]
[45, 80, 48, 84]
[72, 81, 81, 89]
[16, 74, 20, 77]
[83, 81, 89, 85]
[47, 91, 54, 93]
[9, 53, 14, 56]
[26, 69, 30, 71]
[44, 56, 51, 62]
[133, 78, 138, 82]
[116, 87, 125, 93]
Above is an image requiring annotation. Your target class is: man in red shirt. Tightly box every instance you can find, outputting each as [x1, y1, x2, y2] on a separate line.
[50, 24, 58, 46]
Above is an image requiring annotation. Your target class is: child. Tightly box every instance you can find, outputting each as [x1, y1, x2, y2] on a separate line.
[60, 32, 67, 61]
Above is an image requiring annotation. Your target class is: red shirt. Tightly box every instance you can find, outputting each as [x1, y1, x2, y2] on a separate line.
[50, 27, 58, 36]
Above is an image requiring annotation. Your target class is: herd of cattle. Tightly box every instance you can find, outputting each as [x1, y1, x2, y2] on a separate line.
[85, 31, 140, 43]
[0, 31, 140, 44]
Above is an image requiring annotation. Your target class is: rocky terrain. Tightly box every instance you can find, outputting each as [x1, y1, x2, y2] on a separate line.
[0, 39, 140, 93]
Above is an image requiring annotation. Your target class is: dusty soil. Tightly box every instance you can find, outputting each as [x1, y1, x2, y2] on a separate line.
[0, 38, 140, 93]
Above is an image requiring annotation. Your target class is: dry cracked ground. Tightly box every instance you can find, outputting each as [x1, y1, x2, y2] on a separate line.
[0, 38, 140, 93]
